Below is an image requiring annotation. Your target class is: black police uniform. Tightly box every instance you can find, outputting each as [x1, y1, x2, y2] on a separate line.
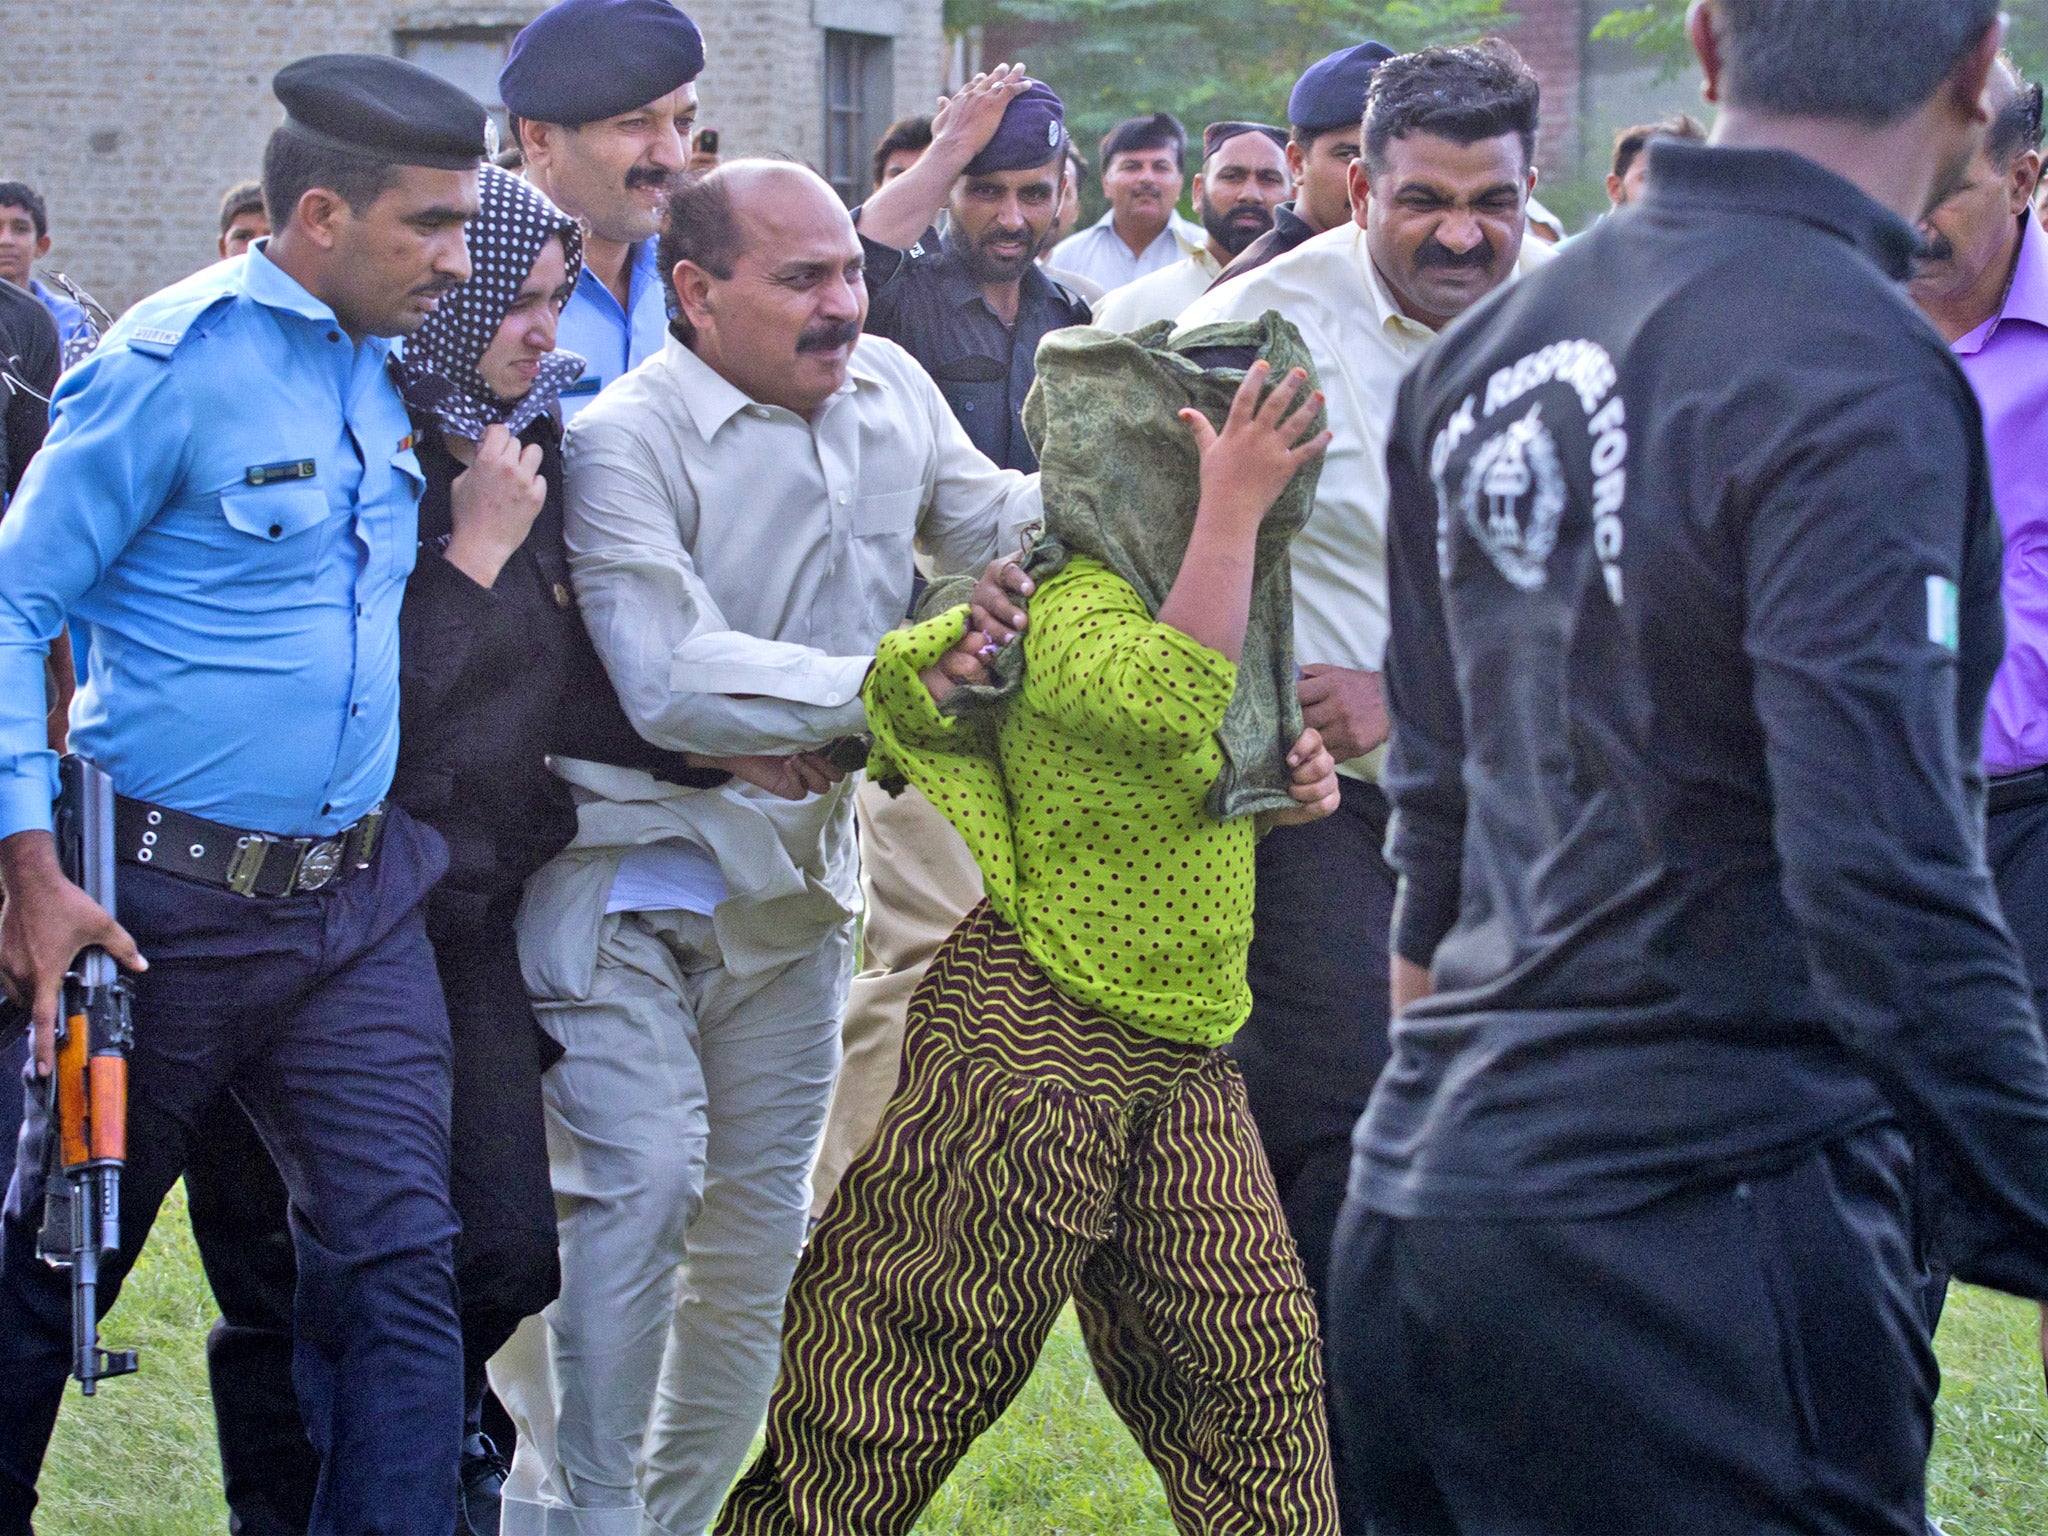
[0, 280, 58, 1162]
[178, 412, 728, 1534]
[1330, 141, 2048, 1533]
[861, 228, 1090, 474]
[0, 278, 58, 503]
[1209, 202, 1319, 290]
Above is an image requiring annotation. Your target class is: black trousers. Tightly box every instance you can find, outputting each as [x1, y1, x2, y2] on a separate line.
[1328, 1124, 1936, 1536]
[183, 899, 561, 1536]
[0, 809, 464, 1536]
[1228, 776, 1395, 1311]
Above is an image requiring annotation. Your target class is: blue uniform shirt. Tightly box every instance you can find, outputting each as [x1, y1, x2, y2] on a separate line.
[0, 246, 424, 841]
[554, 236, 666, 421]
[29, 276, 95, 360]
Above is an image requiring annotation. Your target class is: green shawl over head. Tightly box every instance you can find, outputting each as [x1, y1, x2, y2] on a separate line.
[915, 309, 1324, 820]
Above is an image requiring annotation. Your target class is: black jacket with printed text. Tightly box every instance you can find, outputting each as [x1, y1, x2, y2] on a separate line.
[1359, 142, 2048, 1296]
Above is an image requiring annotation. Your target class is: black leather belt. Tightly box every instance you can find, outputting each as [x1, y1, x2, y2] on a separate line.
[1989, 766, 2048, 817]
[114, 796, 384, 897]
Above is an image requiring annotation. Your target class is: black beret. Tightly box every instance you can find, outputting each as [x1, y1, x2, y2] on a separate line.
[1201, 121, 1290, 161]
[500, 0, 706, 127]
[1288, 41, 1396, 137]
[964, 81, 1068, 178]
[273, 54, 489, 171]
[1099, 112, 1187, 168]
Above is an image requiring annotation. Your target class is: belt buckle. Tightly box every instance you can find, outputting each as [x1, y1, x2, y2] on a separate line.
[226, 835, 269, 896]
[294, 839, 345, 893]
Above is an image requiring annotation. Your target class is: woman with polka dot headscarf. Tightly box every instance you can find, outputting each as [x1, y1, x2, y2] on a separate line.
[725, 342, 1345, 1533]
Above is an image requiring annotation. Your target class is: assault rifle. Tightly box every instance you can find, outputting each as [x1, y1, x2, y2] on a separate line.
[38, 754, 138, 1394]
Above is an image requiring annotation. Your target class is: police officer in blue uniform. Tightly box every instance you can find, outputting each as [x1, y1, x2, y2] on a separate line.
[501, 0, 707, 422]
[0, 55, 486, 1534]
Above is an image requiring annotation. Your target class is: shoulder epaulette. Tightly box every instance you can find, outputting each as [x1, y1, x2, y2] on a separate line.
[105, 279, 238, 361]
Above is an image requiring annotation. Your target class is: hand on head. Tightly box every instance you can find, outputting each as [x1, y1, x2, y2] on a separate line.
[1179, 362, 1331, 529]
[929, 64, 1034, 159]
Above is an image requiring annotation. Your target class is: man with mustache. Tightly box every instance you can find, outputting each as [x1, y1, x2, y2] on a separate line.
[0, 54, 486, 1533]
[500, 0, 706, 421]
[1092, 120, 1293, 331]
[492, 159, 1042, 1536]
[1047, 112, 1207, 295]
[802, 69, 1089, 1220]
[1910, 53, 2048, 1375]
[1171, 38, 1548, 1494]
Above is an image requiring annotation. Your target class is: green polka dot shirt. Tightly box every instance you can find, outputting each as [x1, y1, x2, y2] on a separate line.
[865, 556, 1256, 1047]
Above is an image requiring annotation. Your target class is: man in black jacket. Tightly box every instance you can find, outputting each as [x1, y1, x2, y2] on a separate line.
[1332, 3, 2048, 1532]
[0, 278, 58, 506]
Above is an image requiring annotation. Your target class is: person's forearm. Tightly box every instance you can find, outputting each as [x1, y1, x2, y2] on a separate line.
[626, 689, 870, 760]
[1392, 953, 1434, 1013]
[1155, 499, 1260, 663]
[857, 136, 978, 249]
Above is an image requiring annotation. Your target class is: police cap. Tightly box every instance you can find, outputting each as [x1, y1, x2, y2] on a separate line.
[273, 54, 489, 170]
[499, 0, 707, 127]
[1288, 41, 1397, 138]
[964, 81, 1068, 178]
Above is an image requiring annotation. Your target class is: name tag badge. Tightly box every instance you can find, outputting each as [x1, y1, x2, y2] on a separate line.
[1926, 575, 1960, 652]
[244, 459, 317, 487]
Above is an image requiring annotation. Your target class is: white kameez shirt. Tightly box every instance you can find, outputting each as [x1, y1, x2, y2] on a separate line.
[520, 332, 1040, 987]
[1177, 223, 1553, 779]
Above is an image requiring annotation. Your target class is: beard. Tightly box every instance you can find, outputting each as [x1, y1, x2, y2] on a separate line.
[943, 221, 1041, 285]
[1202, 200, 1275, 258]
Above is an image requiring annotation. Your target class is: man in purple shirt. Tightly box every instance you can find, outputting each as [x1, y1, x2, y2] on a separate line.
[1912, 51, 2048, 1368]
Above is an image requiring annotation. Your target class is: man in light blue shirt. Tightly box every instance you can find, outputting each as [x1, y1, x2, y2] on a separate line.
[501, 0, 709, 420]
[0, 55, 486, 1533]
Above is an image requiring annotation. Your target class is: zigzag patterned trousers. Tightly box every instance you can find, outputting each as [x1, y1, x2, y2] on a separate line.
[719, 902, 1339, 1535]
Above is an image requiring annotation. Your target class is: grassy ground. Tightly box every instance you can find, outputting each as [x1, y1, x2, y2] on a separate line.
[32, 1184, 2048, 1534]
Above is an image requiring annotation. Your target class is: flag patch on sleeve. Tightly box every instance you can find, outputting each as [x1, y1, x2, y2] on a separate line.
[1927, 575, 1959, 652]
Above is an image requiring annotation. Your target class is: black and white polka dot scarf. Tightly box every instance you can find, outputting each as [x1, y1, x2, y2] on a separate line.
[392, 164, 587, 441]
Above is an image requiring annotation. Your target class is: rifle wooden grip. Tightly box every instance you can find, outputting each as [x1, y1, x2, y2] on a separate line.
[56, 1008, 90, 1170]
[88, 1055, 126, 1162]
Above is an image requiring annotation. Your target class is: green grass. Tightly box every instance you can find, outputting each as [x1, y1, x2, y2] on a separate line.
[33, 1185, 2048, 1534]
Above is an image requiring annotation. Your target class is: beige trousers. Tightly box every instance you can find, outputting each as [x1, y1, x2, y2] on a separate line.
[809, 780, 982, 1217]
[494, 909, 853, 1536]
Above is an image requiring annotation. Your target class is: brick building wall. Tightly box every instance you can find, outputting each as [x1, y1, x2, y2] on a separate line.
[0, 0, 944, 316]
[1500, 0, 1589, 181]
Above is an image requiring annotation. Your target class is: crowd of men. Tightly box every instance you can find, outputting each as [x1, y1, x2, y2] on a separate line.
[4, 0, 2048, 1532]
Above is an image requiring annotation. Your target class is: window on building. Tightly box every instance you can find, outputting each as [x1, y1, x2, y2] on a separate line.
[396, 27, 520, 151]
[824, 30, 894, 205]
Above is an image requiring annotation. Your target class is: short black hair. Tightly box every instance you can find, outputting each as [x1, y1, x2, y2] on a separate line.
[1099, 112, 1186, 173]
[1065, 145, 1090, 188]
[871, 114, 933, 187]
[1716, 0, 1999, 126]
[1986, 56, 2047, 169]
[260, 127, 402, 226]
[657, 168, 746, 343]
[1611, 113, 1707, 182]
[1363, 40, 1541, 173]
[218, 179, 266, 236]
[0, 182, 48, 240]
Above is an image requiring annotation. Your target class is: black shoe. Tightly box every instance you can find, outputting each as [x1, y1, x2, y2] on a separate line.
[456, 1432, 509, 1536]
